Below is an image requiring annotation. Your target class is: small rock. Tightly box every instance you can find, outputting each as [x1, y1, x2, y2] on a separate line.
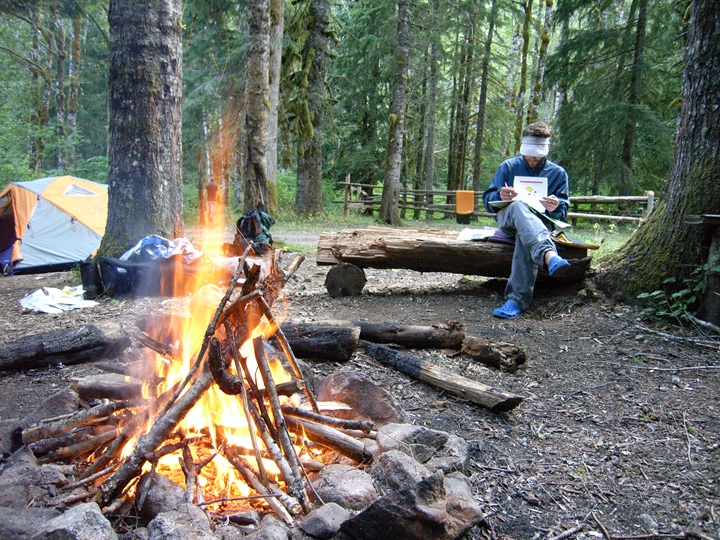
[639, 513, 659, 532]
[31, 502, 117, 540]
[147, 503, 217, 540]
[311, 463, 378, 511]
[136, 472, 187, 524]
[21, 387, 79, 427]
[315, 371, 403, 426]
[0, 506, 61, 540]
[376, 423, 450, 463]
[299, 503, 350, 539]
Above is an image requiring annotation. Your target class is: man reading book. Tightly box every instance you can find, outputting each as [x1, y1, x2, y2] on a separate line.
[481, 122, 571, 319]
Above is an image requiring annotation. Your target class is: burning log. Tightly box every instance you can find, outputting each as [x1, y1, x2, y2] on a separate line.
[0, 321, 131, 372]
[361, 342, 524, 413]
[70, 373, 146, 400]
[22, 399, 146, 446]
[223, 446, 297, 524]
[98, 365, 215, 504]
[285, 416, 373, 464]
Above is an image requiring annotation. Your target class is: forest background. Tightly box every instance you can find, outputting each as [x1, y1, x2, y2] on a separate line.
[0, 0, 685, 225]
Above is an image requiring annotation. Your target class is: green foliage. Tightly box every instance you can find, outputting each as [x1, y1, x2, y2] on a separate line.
[637, 264, 714, 320]
[548, 0, 683, 195]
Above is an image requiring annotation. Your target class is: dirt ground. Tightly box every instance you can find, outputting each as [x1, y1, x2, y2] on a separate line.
[0, 234, 718, 540]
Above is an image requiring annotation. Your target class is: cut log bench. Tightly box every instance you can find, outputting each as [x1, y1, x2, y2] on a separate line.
[317, 227, 595, 297]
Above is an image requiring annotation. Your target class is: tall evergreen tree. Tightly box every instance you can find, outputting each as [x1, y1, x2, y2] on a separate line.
[598, 0, 720, 314]
[243, 0, 270, 211]
[380, 0, 412, 224]
[295, 0, 330, 215]
[100, 0, 183, 255]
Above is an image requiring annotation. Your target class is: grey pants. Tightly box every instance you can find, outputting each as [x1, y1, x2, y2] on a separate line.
[495, 201, 555, 310]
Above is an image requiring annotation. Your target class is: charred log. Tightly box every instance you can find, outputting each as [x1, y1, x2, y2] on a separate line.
[361, 342, 523, 413]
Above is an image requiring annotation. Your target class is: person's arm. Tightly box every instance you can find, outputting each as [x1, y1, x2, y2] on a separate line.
[544, 168, 569, 221]
[482, 162, 510, 213]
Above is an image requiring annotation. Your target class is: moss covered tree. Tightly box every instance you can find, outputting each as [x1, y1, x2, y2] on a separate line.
[597, 0, 720, 306]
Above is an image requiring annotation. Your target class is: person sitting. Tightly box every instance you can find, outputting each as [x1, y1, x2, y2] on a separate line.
[482, 121, 571, 319]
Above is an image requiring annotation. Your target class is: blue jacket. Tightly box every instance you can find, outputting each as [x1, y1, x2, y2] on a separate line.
[482, 156, 569, 222]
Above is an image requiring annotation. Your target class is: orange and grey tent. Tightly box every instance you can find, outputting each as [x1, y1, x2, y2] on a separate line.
[0, 176, 108, 274]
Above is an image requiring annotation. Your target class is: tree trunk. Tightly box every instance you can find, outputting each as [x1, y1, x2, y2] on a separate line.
[28, 8, 49, 172]
[619, 0, 647, 197]
[266, 0, 284, 215]
[598, 0, 720, 302]
[413, 47, 428, 219]
[65, 10, 82, 167]
[447, 22, 474, 192]
[244, 0, 271, 212]
[423, 0, 439, 219]
[102, 0, 184, 256]
[53, 4, 67, 171]
[472, 0, 498, 192]
[295, 0, 329, 215]
[526, 0, 551, 124]
[380, 0, 412, 224]
[514, 0, 534, 154]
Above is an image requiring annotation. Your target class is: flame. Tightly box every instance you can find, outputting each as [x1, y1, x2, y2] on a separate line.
[121, 221, 297, 508]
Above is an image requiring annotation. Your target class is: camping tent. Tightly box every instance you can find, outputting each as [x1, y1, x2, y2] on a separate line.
[0, 176, 108, 274]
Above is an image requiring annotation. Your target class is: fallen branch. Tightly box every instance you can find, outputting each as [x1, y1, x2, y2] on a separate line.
[361, 342, 523, 412]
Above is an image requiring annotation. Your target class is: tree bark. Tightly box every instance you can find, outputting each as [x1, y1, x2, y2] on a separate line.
[380, 0, 412, 224]
[362, 342, 524, 412]
[65, 10, 82, 167]
[267, 0, 284, 215]
[598, 0, 720, 303]
[243, 0, 271, 212]
[472, 0, 498, 192]
[102, 0, 184, 255]
[0, 322, 131, 372]
[447, 21, 474, 192]
[513, 0, 534, 154]
[295, 0, 329, 215]
[424, 0, 439, 219]
[526, 0, 552, 124]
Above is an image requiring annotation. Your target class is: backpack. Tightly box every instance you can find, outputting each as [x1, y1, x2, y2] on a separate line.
[237, 209, 274, 244]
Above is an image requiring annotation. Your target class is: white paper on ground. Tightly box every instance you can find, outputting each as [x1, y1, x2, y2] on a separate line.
[20, 286, 98, 314]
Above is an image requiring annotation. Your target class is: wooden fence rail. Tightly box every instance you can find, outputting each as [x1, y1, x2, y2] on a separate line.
[334, 181, 655, 224]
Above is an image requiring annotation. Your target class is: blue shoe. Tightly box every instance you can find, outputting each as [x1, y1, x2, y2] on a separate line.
[548, 255, 570, 277]
[493, 300, 523, 319]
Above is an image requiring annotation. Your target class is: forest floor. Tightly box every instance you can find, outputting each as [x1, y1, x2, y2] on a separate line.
[0, 227, 718, 540]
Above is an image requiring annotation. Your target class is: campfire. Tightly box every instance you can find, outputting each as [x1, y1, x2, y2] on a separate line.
[20, 243, 354, 520]
[5, 224, 517, 538]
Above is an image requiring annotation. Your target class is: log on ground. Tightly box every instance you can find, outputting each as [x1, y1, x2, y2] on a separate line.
[0, 322, 131, 372]
[317, 227, 591, 282]
[356, 320, 465, 349]
[361, 342, 523, 413]
[275, 321, 360, 363]
[461, 337, 527, 373]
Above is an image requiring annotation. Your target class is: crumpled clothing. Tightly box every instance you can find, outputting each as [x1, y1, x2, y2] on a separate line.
[20, 286, 98, 314]
[120, 235, 203, 265]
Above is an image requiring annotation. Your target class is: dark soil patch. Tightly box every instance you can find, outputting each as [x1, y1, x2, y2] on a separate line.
[1, 248, 718, 540]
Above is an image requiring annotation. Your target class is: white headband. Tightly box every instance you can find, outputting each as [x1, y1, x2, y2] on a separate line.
[520, 135, 550, 158]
